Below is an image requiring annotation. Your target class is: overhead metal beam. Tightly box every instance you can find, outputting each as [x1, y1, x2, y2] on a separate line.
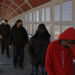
[25, 0, 33, 8]
[0, 2, 18, 14]
[0, 2, 18, 19]
[12, 1, 24, 12]
[2, 0, 4, 18]
[5, 0, 14, 15]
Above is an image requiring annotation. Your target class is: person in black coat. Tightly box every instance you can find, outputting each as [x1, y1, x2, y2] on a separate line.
[0, 20, 10, 58]
[28, 24, 51, 75]
[9, 19, 28, 69]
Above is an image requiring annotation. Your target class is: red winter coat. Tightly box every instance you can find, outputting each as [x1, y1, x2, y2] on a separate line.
[45, 27, 75, 75]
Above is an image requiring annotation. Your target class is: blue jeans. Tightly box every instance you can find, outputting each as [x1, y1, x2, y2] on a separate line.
[31, 64, 47, 75]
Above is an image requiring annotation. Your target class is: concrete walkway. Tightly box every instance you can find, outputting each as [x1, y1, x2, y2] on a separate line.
[0, 47, 75, 75]
[0, 47, 41, 75]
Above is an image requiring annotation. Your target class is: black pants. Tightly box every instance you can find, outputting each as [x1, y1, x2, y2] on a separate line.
[13, 46, 24, 67]
[1, 38, 9, 57]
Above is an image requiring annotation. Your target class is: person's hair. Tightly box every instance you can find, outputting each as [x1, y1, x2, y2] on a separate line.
[15, 19, 23, 25]
[5, 19, 8, 22]
[59, 40, 75, 44]
[35, 23, 47, 34]
[34, 23, 51, 38]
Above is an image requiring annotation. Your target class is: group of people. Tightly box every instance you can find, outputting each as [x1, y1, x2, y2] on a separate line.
[0, 19, 28, 69]
[0, 19, 75, 75]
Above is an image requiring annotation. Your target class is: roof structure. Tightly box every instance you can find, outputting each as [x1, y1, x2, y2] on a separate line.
[0, 0, 50, 20]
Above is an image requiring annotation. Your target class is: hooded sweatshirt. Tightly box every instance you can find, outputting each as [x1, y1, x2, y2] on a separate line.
[28, 24, 51, 65]
[45, 27, 75, 75]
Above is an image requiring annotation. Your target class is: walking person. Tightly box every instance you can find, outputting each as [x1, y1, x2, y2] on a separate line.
[28, 24, 51, 75]
[0, 20, 10, 58]
[45, 27, 75, 75]
[9, 19, 28, 69]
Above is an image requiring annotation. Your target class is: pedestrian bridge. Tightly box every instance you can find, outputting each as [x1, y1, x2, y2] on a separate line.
[0, 0, 75, 75]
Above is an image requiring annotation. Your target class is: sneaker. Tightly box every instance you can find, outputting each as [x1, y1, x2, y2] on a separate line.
[7, 55, 10, 58]
[19, 65, 24, 69]
[0, 69, 3, 74]
[1, 52, 4, 55]
[30, 73, 33, 75]
[14, 65, 17, 69]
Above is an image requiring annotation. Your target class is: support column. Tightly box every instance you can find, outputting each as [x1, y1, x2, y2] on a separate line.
[72, 0, 75, 28]
[50, 0, 55, 41]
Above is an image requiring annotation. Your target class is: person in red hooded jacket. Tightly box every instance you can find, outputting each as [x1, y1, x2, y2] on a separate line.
[45, 27, 75, 75]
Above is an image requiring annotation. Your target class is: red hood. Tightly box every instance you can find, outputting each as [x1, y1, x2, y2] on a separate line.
[58, 27, 75, 41]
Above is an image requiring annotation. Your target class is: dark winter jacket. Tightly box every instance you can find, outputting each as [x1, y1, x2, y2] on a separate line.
[0, 23, 10, 39]
[28, 24, 51, 65]
[9, 25, 28, 47]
